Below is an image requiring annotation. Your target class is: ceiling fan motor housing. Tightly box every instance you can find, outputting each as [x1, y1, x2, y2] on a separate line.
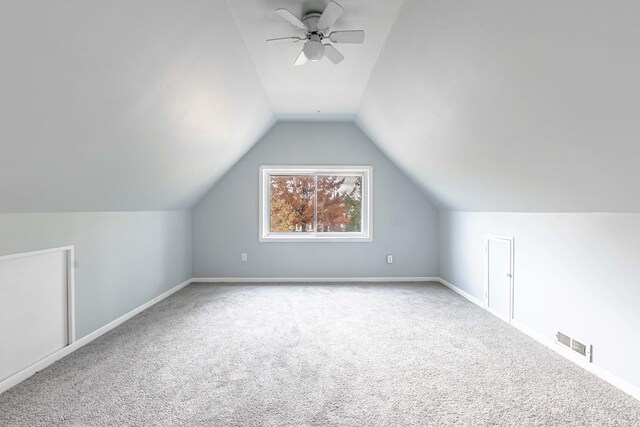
[302, 13, 322, 33]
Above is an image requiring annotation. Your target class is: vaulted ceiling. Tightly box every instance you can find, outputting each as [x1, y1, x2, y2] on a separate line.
[359, 0, 640, 211]
[1, 0, 639, 212]
[0, 0, 272, 211]
[226, 0, 402, 117]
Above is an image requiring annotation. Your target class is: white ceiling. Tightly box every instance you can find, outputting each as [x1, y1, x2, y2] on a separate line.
[2, 0, 640, 212]
[0, 0, 272, 212]
[226, 0, 403, 117]
[359, 0, 640, 211]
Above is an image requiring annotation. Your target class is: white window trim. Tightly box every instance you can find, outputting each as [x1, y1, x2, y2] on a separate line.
[259, 165, 373, 243]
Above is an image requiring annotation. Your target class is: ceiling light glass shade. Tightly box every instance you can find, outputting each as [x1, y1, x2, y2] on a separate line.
[303, 41, 325, 62]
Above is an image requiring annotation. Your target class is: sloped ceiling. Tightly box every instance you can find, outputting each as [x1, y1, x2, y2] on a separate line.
[2, 1, 640, 212]
[358, 0, 640, 211]
[0, 0, 272, 212]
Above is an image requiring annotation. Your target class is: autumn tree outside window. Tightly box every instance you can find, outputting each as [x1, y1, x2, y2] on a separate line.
[259, 166, 372, 242]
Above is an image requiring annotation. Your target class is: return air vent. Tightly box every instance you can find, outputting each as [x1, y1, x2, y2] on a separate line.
[556, 331, 571, 347]
[556, 331, 592, 362]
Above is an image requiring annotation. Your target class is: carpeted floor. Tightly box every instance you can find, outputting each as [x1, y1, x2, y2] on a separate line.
[1, 282, 639, 426]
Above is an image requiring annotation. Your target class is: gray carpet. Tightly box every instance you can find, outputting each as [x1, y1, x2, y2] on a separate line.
[1, 282, 639, 426]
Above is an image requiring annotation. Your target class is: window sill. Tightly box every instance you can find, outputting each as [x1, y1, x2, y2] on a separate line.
[259, 234, 373, 243]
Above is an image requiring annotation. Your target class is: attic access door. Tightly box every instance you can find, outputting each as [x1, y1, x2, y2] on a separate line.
[485, 236, 514, 323]
[0, 246, 75, 388]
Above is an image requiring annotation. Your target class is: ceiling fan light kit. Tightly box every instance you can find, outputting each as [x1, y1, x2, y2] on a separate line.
[268, 1, 365, 65]
[303, 36, 325, 62]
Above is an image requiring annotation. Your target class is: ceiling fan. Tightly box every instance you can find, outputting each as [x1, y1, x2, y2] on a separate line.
[267, 1, 365, 65]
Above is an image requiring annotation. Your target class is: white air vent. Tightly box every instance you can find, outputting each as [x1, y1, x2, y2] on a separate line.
[556, 331, 592, 362]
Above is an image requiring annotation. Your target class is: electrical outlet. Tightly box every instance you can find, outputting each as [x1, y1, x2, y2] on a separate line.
[386, 254, 393, 264]
[241, 253, 247, 262]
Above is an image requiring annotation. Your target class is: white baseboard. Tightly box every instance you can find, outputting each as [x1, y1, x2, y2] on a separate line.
[1, 276, 435, 395]
[436, 277, 485, 307]
[191, 277, 441, 283]
[437, 277, 640, 402]
[6, 275, 637, 402]
[0, 278, 192, 395]
[511, 319, 640, 401]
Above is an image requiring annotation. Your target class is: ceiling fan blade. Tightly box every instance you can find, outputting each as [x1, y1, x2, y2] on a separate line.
[276, 9, 307, 31]
[266, 36, 305, 43]
[295, 49, 308, 66]
[329, 30, 365, 44]
[323, 44, 344, 64]
[317, 1, 344, 31]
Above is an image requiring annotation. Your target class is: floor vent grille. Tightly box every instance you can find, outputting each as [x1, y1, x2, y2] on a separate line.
[556, 331, 592, 362]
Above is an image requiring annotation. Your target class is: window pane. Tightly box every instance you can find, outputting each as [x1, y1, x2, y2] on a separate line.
[317, 175, 362, 233]
[269, 175, 316, 233]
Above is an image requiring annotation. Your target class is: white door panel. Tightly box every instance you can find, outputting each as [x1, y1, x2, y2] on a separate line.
[0, 250, 68, 381]
[486, 237, 513, 322]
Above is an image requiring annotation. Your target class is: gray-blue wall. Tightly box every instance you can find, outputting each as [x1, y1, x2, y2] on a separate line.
[193, 122, 439, 278]
[439, 211, 640, 391]
[0, 211, 192, 338]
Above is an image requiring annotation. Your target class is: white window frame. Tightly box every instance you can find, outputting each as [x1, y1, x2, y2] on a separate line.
[259, 165, 373, 243]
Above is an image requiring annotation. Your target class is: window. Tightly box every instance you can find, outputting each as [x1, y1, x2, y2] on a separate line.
[259, 166, 372, 242]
